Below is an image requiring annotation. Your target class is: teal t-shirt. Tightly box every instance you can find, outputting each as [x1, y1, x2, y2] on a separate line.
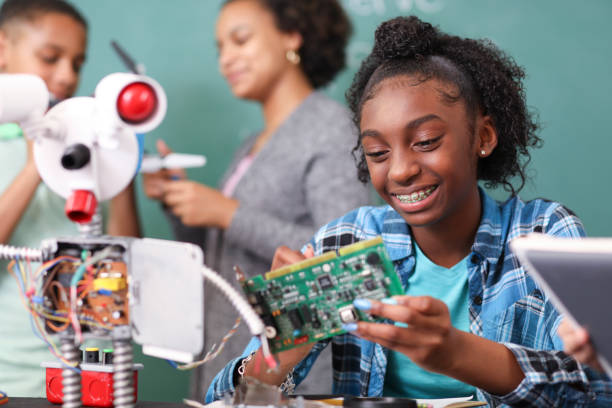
[383, 243, 477, 399]
[0, 123, 23, 140]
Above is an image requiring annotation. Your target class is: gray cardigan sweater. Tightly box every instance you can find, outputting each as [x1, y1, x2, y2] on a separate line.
[174, 92, 372, 399]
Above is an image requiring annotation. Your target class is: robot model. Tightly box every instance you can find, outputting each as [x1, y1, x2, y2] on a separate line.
[0, 73, 269, 408]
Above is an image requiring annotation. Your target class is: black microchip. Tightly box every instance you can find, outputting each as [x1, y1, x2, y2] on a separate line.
[300, 305, 313, 322]
[288, 309, 303, 329]
[317, 274, 333, 290]
[354, 263, 362, 270]
[366, 252, 381, 265]
[262, 314, 278, 331]
[364, 279, 376, 291]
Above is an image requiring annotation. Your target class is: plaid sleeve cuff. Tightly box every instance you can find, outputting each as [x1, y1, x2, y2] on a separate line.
[292, 339, 330, 384]
[206, 337, 262, 403]
[205, 356, 243, 403]
[490, 343, 592, 406]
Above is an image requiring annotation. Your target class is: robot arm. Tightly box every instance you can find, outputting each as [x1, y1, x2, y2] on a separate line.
[0, 73, 49, 128]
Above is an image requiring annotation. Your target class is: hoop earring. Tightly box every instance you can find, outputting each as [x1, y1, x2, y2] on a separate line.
[286, 49, 301, 65]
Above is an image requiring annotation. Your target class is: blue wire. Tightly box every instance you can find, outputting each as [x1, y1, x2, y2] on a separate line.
[166, 359, 178, 369]
[14, 259, 81, 374]
[12, 262, 25, 293]
[70, 264, 87, 287]
[27, 312, 81, 374]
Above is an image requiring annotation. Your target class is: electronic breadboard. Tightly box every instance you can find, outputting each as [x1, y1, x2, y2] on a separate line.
[241, 237, 403, 353]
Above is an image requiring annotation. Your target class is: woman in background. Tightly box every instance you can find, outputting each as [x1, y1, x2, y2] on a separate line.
[143, 0, 370, 398]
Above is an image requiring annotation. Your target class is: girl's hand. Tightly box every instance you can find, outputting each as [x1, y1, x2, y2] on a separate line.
[558, 319, 604, 372]
[352, 296, 525, 394]
[270, 244, 314, 270]
[244, 341, 316, 386]
[243, 245, 316, 385]
[162, 181, 238, 229]
[350, 296, 461, 374]
[142, 140, 185, 201]
[143, 169, 170, 200]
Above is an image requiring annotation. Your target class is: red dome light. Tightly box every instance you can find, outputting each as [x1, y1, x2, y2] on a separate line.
[117, 82, 157, 123]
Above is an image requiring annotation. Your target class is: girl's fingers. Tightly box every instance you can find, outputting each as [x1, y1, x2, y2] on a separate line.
[163, 190, 184, 207]
[378, 304, 441, 331]
[162, 180, 188, 194]
[397, 296, 448, 316]
[353, 321, 444, 350]
[303, 244, 315, 258]
[156, 139, 173, 156]
[271, 246, 305, 270]
[357, 297, 448, 330]
[558, 320, 590, 354]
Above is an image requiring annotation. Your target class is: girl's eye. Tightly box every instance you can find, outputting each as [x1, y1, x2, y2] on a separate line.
[234, 33, 251, 46]
[40, 55, 58, 65]
[414, 135, 442, 150]
[364, 150, 388, 161]
[73, 61, 83, 74]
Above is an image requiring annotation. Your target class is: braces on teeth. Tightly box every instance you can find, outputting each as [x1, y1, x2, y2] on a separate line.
[396, 186, 436, 203]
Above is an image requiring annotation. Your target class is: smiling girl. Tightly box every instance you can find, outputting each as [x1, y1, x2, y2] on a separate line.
[206, 15, 612, 407]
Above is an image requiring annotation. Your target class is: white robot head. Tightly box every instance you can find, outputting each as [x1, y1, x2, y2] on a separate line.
[32, 73, 167, 223]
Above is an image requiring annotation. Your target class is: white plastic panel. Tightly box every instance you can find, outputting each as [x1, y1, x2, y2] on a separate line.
[129, 238, 204, 363]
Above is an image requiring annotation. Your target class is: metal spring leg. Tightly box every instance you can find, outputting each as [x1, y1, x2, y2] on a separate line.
[78, 207, 103, 238]
[0, 244, 43, 262]
[112, 329, 135, 408]
[60, 337, 81, 408]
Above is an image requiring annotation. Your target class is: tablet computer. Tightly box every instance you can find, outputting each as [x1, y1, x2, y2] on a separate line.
[510, 234, 612, 377]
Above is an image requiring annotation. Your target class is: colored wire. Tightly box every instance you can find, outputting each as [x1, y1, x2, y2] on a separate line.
[259, 333, 278, 371]
[28, 300, 79, 371]
[69, 285, 83, 343]
[0, 389, 8, 405]
[6, 260, 80, 371]
[70, 246, 114, 287]
[176, 317, 242, 370]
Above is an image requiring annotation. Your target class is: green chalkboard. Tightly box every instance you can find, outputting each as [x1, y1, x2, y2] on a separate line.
[3, 0, 612, 402]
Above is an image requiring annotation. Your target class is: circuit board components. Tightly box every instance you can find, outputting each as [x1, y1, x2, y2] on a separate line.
[241, 237, 403, 353]
[39, 241, 130, 337]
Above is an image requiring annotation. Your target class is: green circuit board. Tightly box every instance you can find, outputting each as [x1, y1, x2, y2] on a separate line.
[241, 237, 403, 353]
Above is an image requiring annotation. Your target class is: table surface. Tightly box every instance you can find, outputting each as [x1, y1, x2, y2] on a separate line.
[4, 397, 188, 407]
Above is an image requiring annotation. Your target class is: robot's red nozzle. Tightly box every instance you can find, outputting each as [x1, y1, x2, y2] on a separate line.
[65, 190, 97, 223]
[117, 82, 158, 124]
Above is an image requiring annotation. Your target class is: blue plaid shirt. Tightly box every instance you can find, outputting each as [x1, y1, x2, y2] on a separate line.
[207, 189, 612, 406]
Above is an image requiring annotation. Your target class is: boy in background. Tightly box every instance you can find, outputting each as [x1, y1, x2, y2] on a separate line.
[0, 0, 140, 396]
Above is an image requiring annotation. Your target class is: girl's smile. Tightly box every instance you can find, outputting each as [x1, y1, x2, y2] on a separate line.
[391, 184, 438, 210]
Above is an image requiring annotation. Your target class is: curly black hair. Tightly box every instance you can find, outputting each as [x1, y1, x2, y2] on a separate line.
[224, 0, 351, 88]
[0, 0, 87, 31]
[346, 16, 541, 194]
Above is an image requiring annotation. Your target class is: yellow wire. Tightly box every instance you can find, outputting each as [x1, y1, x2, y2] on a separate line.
[7, 258, 113, 367]
[7, 262, 77, 367]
